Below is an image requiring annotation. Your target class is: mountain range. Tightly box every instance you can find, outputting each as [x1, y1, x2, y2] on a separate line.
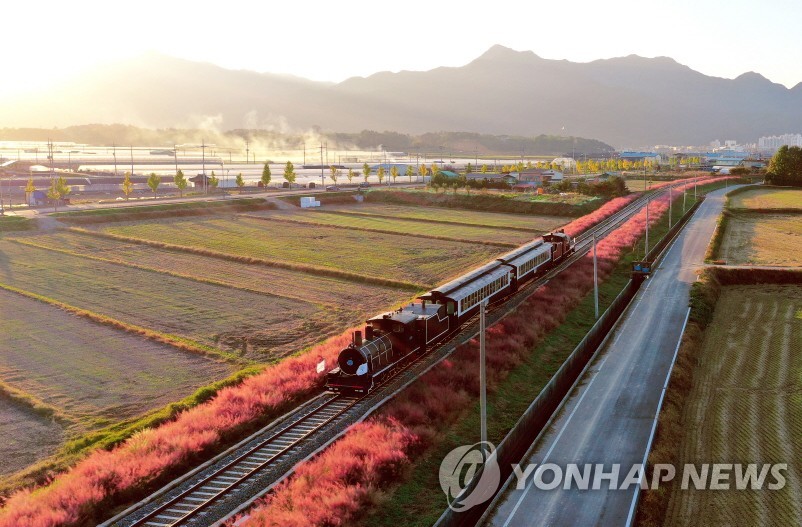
[3, 45, 801, 148]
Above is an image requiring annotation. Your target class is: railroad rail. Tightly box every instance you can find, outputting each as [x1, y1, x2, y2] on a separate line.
[108, 185, 673, 527]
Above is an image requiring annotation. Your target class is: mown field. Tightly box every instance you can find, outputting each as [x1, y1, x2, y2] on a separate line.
[308, 204, 567, 231]
[0, 240, 335, 358]
[14, 230, 408, 311]
[92, 216, 504, 287]
[719, 214, 802, 266]
[3, 198, 543, 492]
[0, 288, 233, 476]
[729, 187, 802, 210]
[243, 209, 536, 246]
[664, 285, 802, 527]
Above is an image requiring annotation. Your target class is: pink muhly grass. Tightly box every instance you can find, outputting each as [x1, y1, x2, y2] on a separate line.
[236, 178, 741, 527]
[0, 330, 355, 527]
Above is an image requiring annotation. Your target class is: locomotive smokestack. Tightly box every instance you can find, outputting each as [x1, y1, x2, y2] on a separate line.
[365, 325, 374, 341]
[353, 330, 362, 347]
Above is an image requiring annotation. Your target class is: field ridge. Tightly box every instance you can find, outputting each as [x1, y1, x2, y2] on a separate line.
[239, 213, 519, 248]
[312, 209, 545, 233]
[0, 282, 244, 364]
[7, 237, 327, 307]
[68, 227, 429, 291]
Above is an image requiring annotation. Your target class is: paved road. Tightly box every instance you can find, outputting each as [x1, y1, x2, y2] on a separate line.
[2, 183, 424, 218]
[486, 187, 736, 527]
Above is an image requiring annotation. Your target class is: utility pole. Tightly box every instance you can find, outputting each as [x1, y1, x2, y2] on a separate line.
[113, 143, 117, 177]
[669, 185, 673, 229]
[645, 199, 650, 257]
[320, 143, 324, 187]
[593, 234, 599, 319]
[480, 300, 488, 445]
[201, 140, 207, 195]
[245, 139, 250, 165]
[173, 145, 178, 176]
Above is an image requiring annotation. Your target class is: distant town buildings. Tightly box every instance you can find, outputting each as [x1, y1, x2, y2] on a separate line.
[758, 133, 802, 151]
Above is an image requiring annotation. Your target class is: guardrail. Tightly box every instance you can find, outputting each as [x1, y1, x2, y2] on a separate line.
[435, 195, 706, 527]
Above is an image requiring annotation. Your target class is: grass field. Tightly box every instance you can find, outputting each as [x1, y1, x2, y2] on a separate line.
[319, 204, 567, 232]
[664, 285, 802, 526]
[0, 288, 233, 474]
[94, 216, 503, 287]
[243, 209, 536, 246]
[0, 398, 66, 478]
[0, 240, 339, 358]
[718, 212, 802, 266]
[14, 231, 410, 311]
[729, 188, 802, 210]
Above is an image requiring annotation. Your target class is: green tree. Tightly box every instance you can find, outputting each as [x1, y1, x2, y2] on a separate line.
[174, 169, 187, 197]
[329, 165, 340, 185]
[347, 168, 355, 184]
[465, 163, 473, 174]
[419, 163, 428, 180]
[284, 161, 296, 188]
[236, 172, 245, 189]
[47, 177, 71, 212]
[209, 171, 219, 190]
[431, 163, 441, 178]
[455, 173, 467, 194]
[766, 145, 802, 186]
[480, 164, 488, 174]
[122, 172, 134, 200]
[390, 165, 399, 185]
[362, 162, 371, 183]
[376, 166, 386, 185]
[431, 171, 448, 193]
[262, 162, 272, 188]
[407, 165, 415, 183]
[147, 172, 160, 196]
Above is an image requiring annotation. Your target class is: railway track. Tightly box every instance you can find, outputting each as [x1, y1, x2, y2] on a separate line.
[107, 185, 672, 527]
[127, 395, 360, 527]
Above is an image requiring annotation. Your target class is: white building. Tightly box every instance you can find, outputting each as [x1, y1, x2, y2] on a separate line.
[758, 133, 802, 151]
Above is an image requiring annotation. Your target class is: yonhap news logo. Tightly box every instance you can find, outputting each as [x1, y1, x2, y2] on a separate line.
[439, 440, 790, 511]
[439, 441, 501, 512]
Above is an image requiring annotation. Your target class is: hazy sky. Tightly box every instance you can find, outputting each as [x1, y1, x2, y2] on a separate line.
[3, 0, 800, 97]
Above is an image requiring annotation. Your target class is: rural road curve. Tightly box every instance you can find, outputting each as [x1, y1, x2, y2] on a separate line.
[485, 186, 737, 527]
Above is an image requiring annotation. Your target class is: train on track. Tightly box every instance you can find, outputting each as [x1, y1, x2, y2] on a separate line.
[326, 230, 575, 393]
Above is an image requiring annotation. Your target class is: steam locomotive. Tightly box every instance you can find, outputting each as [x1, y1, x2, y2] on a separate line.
[325, 230, 575, 393]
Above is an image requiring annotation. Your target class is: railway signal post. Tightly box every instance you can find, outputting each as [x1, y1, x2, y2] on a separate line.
[480, 299, 488, 445]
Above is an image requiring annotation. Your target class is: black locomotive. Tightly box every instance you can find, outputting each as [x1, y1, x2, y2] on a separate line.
[325, 230, 574, 393]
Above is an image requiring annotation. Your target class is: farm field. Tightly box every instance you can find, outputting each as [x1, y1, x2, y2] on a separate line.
[0, 240, 338, 358]
[0, 398, 65, 477]
[729, 187, 802, 210]
[665, 285, 802, 526]
[719, 213, 802, 266]
[93, 216, 504, 287]
[13, 231, 409, 311]
[243, 209, 535, 246]
[298, 203, 567, 231]
[0, 288, 232, 473]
